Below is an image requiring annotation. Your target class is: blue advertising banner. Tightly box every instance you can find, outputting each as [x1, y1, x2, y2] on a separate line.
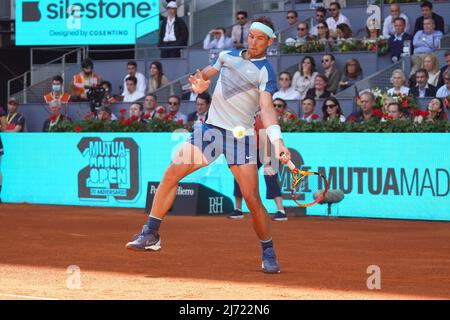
[15, 0, 159, 45]
[1, 133, 449, 221]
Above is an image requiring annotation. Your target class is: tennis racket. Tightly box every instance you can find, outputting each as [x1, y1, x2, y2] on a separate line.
[280, 152, 330, 207]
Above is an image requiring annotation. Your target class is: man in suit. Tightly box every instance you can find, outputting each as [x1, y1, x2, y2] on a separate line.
[187, 92, 211, 123]
[158, 1, 189, 58]
[388, 17, 412, 62]
[410, 69, 437, 98]
[413, 1, 444, 35]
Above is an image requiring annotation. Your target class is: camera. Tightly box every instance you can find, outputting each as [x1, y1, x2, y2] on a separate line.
[86, 85, 107, 114]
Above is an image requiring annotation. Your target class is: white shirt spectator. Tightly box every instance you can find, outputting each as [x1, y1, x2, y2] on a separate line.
[436, 84, 450, 98]
[382, 13, 410, 37]
[123, 90, 145, 102]
[273, 87, 301, 100]
[292, 71, 318, 99]
[326, 14, 351, 33]
[122, 72, 148, 96]
[387, 86, 410, 96]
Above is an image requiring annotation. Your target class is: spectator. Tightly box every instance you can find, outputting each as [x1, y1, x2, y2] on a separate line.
[188, 92, 211, 123]
[122, 61, 147, 97]
[413, 1, 445, 35]
[292, 56, 318, 99]
[70, 58, 101, 101]
[292, 22, 314, 43]
[423, 54, 441, 87]
[143, 94, 158, 119]
[410, 69, 437, 98]
[305, 74, 332, 99]
[321, 53, 341, 94]
[436, 70, 450, 99]
[381, 97, 396, 114]
[412, 18, 443, 54]
[148, 61, 170, 94]
[316, 22, 332, 42]
[122, 76, 145, 102]
[43, 100, 71, 132]
[300, 97, 320, 122]
[382, 3, 411, 38]
[231, 11, 251, 49]
[5, 98, 26, 132]
[203, 28, 234, 50]
[273, 71, 301, 100]
[322, 97, 345, 122]
[285, 10, 299, 39]
[100, 80, 117, 105]
[326, 2, 351, 38]
[336, 23, 352, 40]
[387, 69, 410, 96]
[347, 91, 380, 123]
[97, 105, 113, 121]
[273, 98, 297, 123]
[128, 103, 147, 124]
[388, 17, 412, 62]
[44, 75, 71, 104]
[311, 7, 327, 37]
[426, 98, 447, 121]
[158, 1, 189, 58]
[366, 18, 381, 40]
[437, 50, 450, 88]
[386, 102, 408, 121]
[338, 58, 363, 91]
[166, 95, 187, 124]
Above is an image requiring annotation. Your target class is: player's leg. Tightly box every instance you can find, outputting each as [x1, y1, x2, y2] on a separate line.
[229, 178, 244, 219]
[229, 164, 280, 273]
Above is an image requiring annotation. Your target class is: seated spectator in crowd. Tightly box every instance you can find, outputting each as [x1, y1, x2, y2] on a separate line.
[128, 103, 147, 124]
[381, 97, 396, 114]
[423, 54, 441, 87]
[188, 92, 211, 123]
[322, 97, 346, 122]
[294, 22, 314, 43]
[413, 1, 445, 35]
[412, 18, 443, 54]
[305, 74, 332, 99]
[44, 75, 71, 104]
[383, 3, 411, 38]
[338, 58, 363, 91]
[6, 98, 26, 132]
[292, 56, 318, 99]
[158, 1, 189, 58]
[436, 70, 450, 99]
[70, 58, 101, 101]
[347, 91, 380, 123]
[326, 2, 351, 38]
[143, 94, 158, 119]
[123, 76, 145, 102]
[300, 97, 320, 122]
[437, 50, 450, 88]
[285, 10, 299, 39]
[148, 61, 170, 94]
[273, 98, 297, 123]
[97, 105, 113, 121]
[311, 7, 327, 37]
[122, 61, 147, 97]
[410, 69, 437, 98]
[316, 22, 332, 42]
[388, 17, 412, 62]
[321, 53, 341, 94]
[385, 102, 409, 122]
[426, 98, 447, 121]
[231, 11, 251, 49]
[100, 80, 117, 105]
[203, 28, 234, 50]
[366, 18, 381, 40]
[336, 23, 352, 40]
[166, 95, 187, 124]
[43, 100, 71, 132]
[387, 69, 410, 96]
[273, 71, 301, 100]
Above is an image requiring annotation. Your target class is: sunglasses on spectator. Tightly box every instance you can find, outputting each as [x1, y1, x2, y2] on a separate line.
[297, 28, 306, 31]
[169, 102, 179, 105]
[322, 59, 330, 63]
[329, 8, 337, 12]
[287, 16, 296, 19]
[279, 77, 290, 81]
[237, 16, 246, 20]
[326, 104, 337, 108]
[274, 104, 285, 108]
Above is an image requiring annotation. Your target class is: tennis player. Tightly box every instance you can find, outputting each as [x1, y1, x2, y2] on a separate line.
[126, 16, 291, 274]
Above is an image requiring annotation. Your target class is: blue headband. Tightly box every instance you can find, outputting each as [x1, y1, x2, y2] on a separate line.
[250, 22, 276, 39]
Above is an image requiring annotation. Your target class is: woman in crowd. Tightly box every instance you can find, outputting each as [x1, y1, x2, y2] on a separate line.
[291, 56, 318, 99]
[316, 22, 331, 42]
[382, 97, 396, 114]
[426, 98, 447, 121]
[387, 69, 410, 96]
[321, 97, 346, 122]
[273, 71, 301, 100]
[422, 54, 441, 87]
[366, 18, 380, 39]
[338, 58, 363, 91]
[336, 23, 352, 40]
[147, 61, 170, 94]
[305, 74, 331, 99]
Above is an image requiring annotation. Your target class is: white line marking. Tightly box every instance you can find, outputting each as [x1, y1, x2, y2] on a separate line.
[0, 293, 58, 300]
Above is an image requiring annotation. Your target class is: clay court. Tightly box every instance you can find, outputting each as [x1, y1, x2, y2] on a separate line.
[0, 203, 449, 300]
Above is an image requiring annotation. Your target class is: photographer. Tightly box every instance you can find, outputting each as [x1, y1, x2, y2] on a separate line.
[70, 58, 102, 101]
[203, 27, 234, 50]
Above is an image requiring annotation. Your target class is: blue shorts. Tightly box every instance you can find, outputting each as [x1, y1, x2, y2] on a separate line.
[188, 122, 257, 166]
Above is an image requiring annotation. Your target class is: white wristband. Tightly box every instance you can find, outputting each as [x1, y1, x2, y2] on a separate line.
[266, 125, 283, 143]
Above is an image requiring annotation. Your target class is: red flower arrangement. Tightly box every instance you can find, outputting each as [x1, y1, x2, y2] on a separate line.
[49, 114, 58, 122]
[311, 114, 319, 120]
[74, 126, 82, 133]
[372, 109, 383, 117]
[156, 106, 165, 114]
[130, 115, 139, 122]
[119, 108, 127, 114]
[177, 119, 184, 125]
[143, 113, 151, 119]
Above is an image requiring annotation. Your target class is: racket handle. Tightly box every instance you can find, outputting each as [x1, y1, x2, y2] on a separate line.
[280, 152, 296, 171]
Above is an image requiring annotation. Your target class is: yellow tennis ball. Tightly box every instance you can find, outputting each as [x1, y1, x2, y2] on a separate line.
[232, 126, 246, 139]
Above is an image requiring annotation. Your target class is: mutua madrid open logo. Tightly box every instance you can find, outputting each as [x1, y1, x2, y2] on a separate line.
[77, 137, 139, 202]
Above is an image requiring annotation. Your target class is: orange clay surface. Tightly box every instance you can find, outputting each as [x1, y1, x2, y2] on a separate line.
[0, 204, 449, 300]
